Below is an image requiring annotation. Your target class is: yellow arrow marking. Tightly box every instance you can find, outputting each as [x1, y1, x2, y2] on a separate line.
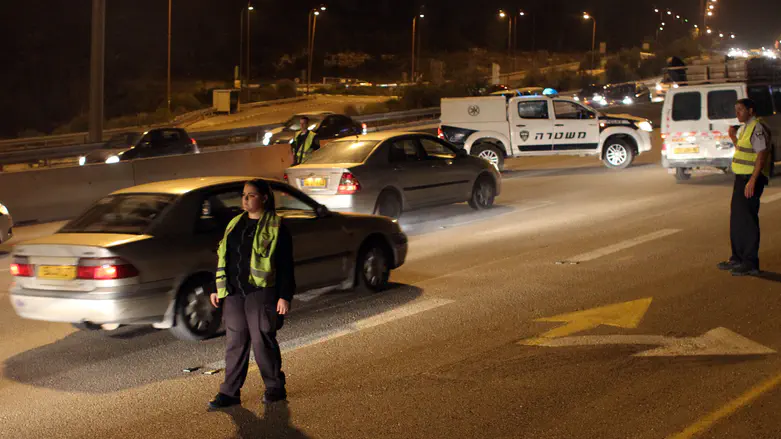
[522, 297, 653, 345]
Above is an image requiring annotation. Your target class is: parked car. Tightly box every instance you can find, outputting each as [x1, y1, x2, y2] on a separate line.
[604, 82, 652, 106]
[0, 202, 12, 244]
[263, 112, 366, 147]
[573, 84, 608, 107]
[284, 131, 501, 219]
[9, 177, 407, 341]
[79, 128, 200, 165]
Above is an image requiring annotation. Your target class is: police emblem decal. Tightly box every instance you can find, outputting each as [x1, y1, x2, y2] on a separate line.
[520, 130, 530, 142]
[467, 105, 480, 117]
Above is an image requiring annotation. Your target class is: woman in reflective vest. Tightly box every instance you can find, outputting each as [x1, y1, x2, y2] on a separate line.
[208, 179, 296, 409]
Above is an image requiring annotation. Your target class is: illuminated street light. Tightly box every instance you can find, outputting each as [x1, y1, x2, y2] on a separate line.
[499, 10, 506, 18]
[582, 13, 596, 71]
[709, 4, 715, 9]
[654, 8, 659, 13]
[519, 11, 525, 16]
[320, 5, 326, 10]
[730, 34, 735, 39]
[247, 5, 254, 10]
[667, 10, 672, 15]
[707, 28, 712, 34]
[307, 5, 327, 94]
[676, 15, 680, 19]
[707, 11, 713, 16]
[719, 33, 724, 38]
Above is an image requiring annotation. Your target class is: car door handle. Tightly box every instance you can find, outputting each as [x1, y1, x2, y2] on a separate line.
[554, 124, 564, 127]
[516, 124, 526, 127]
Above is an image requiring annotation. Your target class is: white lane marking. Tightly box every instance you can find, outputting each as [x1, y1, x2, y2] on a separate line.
[203, 298, 454, 370]
[762, 192, 781, 204]
[564, 229, 682, 263]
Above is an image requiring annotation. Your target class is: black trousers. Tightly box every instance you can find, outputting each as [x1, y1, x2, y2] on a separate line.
[220, 291, 285, 398]
[730, 174, 767, 270]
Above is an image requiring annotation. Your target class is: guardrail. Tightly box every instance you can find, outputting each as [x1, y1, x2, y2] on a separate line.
[0, 107, 441, 169]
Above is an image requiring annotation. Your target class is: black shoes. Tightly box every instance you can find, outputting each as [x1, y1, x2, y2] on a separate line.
[731, 265, 760, 277]
[717, 260, 741, 271]
[262, 389, 287, 404]
[208, 393, 241, 410]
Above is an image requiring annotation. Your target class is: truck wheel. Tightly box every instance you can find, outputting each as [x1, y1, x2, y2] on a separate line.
[472, 144, 504, 171]
[675, 168, 691, 181]
[602, 139, 635, 169]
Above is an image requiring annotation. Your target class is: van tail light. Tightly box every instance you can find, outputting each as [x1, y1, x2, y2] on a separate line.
[10, 257, 33, 277]
[77, 258, 139, 280]
[337, 172, 361, 195]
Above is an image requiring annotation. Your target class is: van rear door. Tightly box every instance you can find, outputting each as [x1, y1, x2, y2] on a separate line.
[702, 86, 744, 163]
[663, 89, 707, 160]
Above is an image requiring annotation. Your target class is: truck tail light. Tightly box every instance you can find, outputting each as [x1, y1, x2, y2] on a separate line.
[337, 172, 361, 195]
[77, 258, 139, 280]
[10, 257, 33, 277]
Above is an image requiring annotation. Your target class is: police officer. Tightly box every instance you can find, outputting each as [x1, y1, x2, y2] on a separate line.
[291, 116, 319, 165]
[208, 179, 295, 409]
[717, 98, 772, 276]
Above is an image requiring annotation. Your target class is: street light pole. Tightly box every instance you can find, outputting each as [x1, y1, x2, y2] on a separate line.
[167, 0, 172, 113]
[583, 13, 596, 71]
[411, 14, 422, 83]
[88, 0, 106, 143]
[246, 2, 251, 87]
[307, 6, 326, 94]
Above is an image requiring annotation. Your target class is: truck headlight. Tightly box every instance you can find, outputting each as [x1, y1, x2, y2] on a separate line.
[637, 121, 653, 132]
[105, 156, 120, 164]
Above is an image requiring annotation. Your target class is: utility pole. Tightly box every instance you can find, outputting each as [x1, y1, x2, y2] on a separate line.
[88, 0, 106, 143]
[167, 0, 172, 113]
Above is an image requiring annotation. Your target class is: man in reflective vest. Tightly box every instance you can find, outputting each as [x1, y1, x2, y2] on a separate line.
[291, 116, 320, 165]
[717, 98, 772, 276]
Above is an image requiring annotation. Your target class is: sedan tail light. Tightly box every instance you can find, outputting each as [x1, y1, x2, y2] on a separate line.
[337, 172, 361, 195]
[437, 127, 444, 139]
[10, 256, 33, 277]
[283, 173, 289, 183]
[361, 123, 368, 135]
[77, 258, 139, 280]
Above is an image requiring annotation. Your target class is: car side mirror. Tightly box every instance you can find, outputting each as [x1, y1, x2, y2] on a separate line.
[315, 204, 331, 218]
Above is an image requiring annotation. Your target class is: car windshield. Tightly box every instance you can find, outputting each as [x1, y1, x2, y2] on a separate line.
[606, 86, 632, 98]
[102, 133, 142, 149]
[303, 140, 379, 164]
[284, 115, 324, 131]
[60, 194, 175, 235]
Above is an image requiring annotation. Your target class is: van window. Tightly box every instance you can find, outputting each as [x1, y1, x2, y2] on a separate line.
[748, 86, 774, 117]
[707, 90, 738, 120]
[517, 101, 549, 119]
[672, 92, 701, 121]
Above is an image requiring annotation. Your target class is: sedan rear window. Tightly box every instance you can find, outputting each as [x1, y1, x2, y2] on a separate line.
[304, 140, 379, 164]
[61, 194, 175, 234]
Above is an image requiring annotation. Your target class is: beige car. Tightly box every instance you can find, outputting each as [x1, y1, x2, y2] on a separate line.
[0, 202, 12, 244]
[9, 177, 408, 341]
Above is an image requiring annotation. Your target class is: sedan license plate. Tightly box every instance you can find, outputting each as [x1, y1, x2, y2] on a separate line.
[303, 177, 327, 188]
[37, 265, 77, 280]
[673, 147, 699, 155]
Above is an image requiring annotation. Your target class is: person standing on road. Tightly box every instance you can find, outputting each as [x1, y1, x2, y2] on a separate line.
[208, 179, 295, 409]
[291, 116, 319, 165]
[717, 98, 772, 276]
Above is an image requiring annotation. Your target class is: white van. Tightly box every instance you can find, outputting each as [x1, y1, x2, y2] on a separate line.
[660, 78, 781, 180]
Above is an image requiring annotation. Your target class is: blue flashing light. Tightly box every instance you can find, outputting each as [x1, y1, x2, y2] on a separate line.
[542, 88, 558, 96]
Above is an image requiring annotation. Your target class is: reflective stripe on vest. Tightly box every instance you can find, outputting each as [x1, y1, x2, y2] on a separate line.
[731, 119, 770, 177]
[294, 130, 317, 163]
[215, 212, 281, 298]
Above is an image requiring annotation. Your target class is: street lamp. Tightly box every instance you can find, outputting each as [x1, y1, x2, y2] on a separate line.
[167, 0, 172, 113]
[307, 5, 326, 94]
[583, 13, 596, 71]
[411, 12, 424, 83]
[239, 3, 255, 97]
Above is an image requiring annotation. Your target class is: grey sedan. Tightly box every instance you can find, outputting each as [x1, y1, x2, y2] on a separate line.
[284, 132, 502, 219]
[9, 177, 408, 341]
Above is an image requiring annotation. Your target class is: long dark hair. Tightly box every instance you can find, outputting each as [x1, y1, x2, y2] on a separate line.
[246, 179, 276, 214]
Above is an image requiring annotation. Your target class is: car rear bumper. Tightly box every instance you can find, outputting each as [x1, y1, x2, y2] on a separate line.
[309, 193, 377, 215]
[662, 156, 733, 168]
[9, 283, 172, 325]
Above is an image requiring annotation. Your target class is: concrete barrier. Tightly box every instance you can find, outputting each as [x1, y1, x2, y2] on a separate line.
[0, 144, 292, 224]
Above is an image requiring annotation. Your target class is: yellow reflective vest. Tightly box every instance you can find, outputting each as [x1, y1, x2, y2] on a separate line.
[293, 130, 317, 164]
[216, 212, 281, 298]
[732, 118, 771, 177]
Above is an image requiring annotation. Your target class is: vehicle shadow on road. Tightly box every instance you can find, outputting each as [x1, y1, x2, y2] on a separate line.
[222, 402, 311, 439]
[676, 173, 733, 186]
[3, 284, 423, 394]
[501, 162, 654, 180]
[756, 271, 781, 283]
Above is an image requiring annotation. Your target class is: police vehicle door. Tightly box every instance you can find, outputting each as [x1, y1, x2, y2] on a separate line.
[509, 99, 554, 152]
[552, 100, 599, 152]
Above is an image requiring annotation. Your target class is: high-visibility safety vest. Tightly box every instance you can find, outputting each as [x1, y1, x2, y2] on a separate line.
[215, 212, 281, 298]
[732, 118, 771, 177]
[293, 130, 317, 164]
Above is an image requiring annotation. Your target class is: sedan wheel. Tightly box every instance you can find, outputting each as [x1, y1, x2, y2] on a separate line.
[356, 243, 390, 293]
[170, 282, 221, 341]
[468, 177, 496, 210]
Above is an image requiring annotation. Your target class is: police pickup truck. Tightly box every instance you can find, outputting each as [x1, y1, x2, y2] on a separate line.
[438, 95, 654, 170]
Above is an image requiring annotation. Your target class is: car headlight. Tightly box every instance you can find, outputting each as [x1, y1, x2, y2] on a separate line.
[263, 138, 271, 146]
[622, 97, 634, 105]
[79, 156, 86, 166]
[655, 83, 663, 91]
[0, 204, 8, 216]
[105, 156, 120, 164]
[573, 96, 580, 101]
[637, 121, 653, 132]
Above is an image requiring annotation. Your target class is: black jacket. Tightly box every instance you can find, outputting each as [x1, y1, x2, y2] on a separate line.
[225, 215, 296, 303]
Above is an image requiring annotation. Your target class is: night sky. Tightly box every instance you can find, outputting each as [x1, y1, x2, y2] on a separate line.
[0, 0, 779, 136]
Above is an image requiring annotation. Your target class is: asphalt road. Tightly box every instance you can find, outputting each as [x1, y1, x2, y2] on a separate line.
[4, 131, 781, 439]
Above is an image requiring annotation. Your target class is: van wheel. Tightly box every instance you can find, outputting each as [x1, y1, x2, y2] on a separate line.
[472, 144, 505, 171]
[169, 278, 222, 341]
[675, 168, 691, 181]
[602, 139, 635, 169]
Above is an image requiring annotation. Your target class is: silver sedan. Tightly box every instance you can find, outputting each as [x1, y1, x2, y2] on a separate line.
[9, 177, 408, 341]
[284, 132, 502, 218]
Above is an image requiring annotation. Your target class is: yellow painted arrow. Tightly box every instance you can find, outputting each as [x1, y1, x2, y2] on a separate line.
[522, 297, 653, 346]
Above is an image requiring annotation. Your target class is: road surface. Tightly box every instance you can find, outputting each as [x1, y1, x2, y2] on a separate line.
[3, 134, 781, 439]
